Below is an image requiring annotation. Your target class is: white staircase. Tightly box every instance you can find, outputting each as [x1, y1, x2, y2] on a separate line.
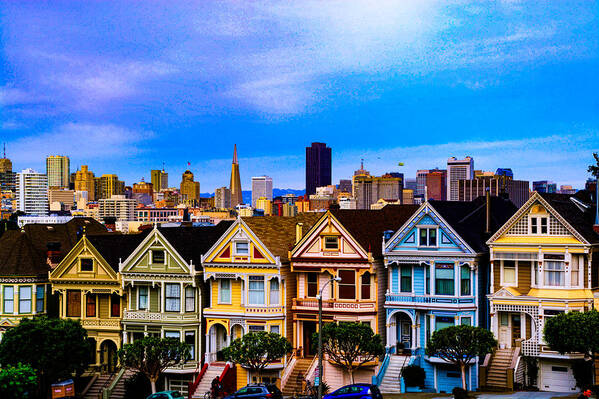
[378, 355, 410, 394]
[191, 363, 226, 398]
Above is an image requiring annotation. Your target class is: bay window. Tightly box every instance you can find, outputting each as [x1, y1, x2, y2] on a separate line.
[185, 286, 195, 312]
[185, 331, 195, 360]
[571, 255, 580, 287]
[338, 270, 356, 299]
[165, 283, 180, 312]
[36, 286, 45, 313]
[425, 266, 430, 294]
[400, 265, 412, 293]
[219, 279, 231, 304]
[435, 316, 454, 331]
[19, 286, 32, 314]
[110, 294, 120, 317]
[86, 294, 96, 317]
[544, 260, 565, 286]
[502, 260, 516, 285]
[249, 276, 265, 305]
[66, 290, 81, 317]
[435, 264, 454, 295]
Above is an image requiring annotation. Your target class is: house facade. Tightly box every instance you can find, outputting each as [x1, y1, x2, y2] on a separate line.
[119, 223, 232, 393]
[49, 233, 143, 372]
[380, 197, 515, 393]
[487, 192, 599, 392]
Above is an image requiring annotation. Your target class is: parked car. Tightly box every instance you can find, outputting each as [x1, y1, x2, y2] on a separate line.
[224, 383, 283, 399]
[146, 391, 185, 399]
[323, 384, 383, 399]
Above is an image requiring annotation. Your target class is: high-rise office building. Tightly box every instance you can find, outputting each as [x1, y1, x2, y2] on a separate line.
[251, 176, 273, 207]
[457, 171, 530, 207]
[215, 187, 231, 209]
[16, 168, 48, 215]
[447, 156, 474, 201]
[99, 195, 136, 221]
[353, 169, 404, 209]
[74, 165, 96, 201]
[230, 144, 243, 207]
[151, 168, 168, 192]
[98, 174, 125, 199]
[533, 180, 557, 194]
[338, 179, 352, 193]
[426, 169, 447, 201]
[180, 170, 200, 204]
[0, 145, 15, 192]
[46, 155, 70, 188]
[305, 142, 332, 196]
[416, 170, 430, 197]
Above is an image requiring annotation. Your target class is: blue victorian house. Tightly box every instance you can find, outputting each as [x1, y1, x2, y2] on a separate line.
[374, 196, 516, 394]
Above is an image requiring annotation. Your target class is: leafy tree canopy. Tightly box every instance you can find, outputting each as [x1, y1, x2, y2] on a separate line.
[118, 336, 190, 393]
[426, 325, 496, 390]
[0, 317, 91, 397]
[222, 331, 292, 374]
[314, 322, 384, 384]
[544, 310, 599, 357]
[588, 152, 599, 178]
[0, 363, 38, 399]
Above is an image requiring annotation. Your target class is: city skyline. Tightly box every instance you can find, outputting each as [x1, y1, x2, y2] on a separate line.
[1, 1, 598, 190]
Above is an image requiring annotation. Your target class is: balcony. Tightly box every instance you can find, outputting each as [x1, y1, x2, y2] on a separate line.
[244, 305, 284, 314]
[292, 298, 376, 312]
[123, 310, 200, 323]
[385, 293, 475, 308]
[80, 318, 121, 329]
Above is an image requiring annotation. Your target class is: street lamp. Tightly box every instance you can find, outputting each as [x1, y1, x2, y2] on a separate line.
[317, 276, 342, 399]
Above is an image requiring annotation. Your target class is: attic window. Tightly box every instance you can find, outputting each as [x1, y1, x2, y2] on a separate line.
[235, 242, 249, 255]
[152, 250, 165, 264]
[324, 236, 339, 250]
[80, 258, 94, 272]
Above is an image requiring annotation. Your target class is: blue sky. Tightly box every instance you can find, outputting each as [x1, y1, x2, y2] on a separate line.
[1, 1, 598, 192]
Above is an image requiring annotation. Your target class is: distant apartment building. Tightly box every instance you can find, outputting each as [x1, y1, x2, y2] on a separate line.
[425, 169, 447, 200]
[338, 179, 352, 193]
[255, 196, 273, 215]
[74, 165, 96, 201]
[98, 195, 136, 221]
[558, 185, 577, 194]
[533, 180, 557, 193]
[457, 171, 530, 207]
[135, 207, 179, 222]
[305, 142, 332, 196]
[352, 165, 403, 209]
[251, 176, 273, 207]
[48, 189, 75, 211]
[402, 188, 414, 205]
[150, 168, 168, 191]
[16, 168, 48, 215]
[46, 155, 70, 188]
[281, 193, 297, 205]
[180, 170, 200, 204]
[404, 178, 417, 191]
[215, 186, 231, 209]
[98, 174, 125, 199]
[447, 156, 474, 201]
[416, 169, 429, 197]
[338, 196, 357, 209]
[282, 202, 298, 216]
[17, 215, 73, 228]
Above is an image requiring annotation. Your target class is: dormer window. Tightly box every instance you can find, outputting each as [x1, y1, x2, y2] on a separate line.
[235, 241, 249, 255]
[324, 236, 339, 251]
[530, 216, 548, 235]
[80, 258, 94, 272]
[152, 250, 165, 264]
[419, 228, 437, 247]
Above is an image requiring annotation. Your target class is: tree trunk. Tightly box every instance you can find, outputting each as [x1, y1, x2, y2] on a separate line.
[460, 363, 467, 390]
[151, 378, 157, 394]
[348, 368, 355, 385]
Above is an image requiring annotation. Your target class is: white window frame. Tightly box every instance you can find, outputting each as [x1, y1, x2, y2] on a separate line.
[569, 254, 583, 288]
[500, 259, 518, 287]
[529, 215, 548, 235]
[218, 279, 232, 304]
[234, 241, 249, 256]
[418, 226, 438, 248]
[248, 276, 265, 305]
[543, 257, 566, 288]
[270, 325, 280, 335]
[323, 236, 339, 251]
[19, 286, 32, 314]
[460, 316, 473, 326]
[164, 283, 181, 312]
[185, 286, 195, 312]
[269, 278, 280, 305]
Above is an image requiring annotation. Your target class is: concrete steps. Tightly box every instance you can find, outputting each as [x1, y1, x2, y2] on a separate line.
[282, 358, 313, 397]
[109, 369, 136, 399]
[84, 374, 112, 399]
[191, 363, 226, 399]
[485, 348, 515, 389]
[378, 355, 410, 394]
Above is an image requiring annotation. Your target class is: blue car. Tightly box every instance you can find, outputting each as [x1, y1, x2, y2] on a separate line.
[146, 391, 184, 399]
[323, 384, 383, 399]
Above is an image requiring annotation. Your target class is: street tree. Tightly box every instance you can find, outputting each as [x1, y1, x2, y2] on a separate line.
[0, 317, 91, 397]
[222, 331, 292, 380]
[315, 322, 384, 384]
[118, 337, 190, 393]
[0, 363, 38, 399]
[426, 325, 496, 390]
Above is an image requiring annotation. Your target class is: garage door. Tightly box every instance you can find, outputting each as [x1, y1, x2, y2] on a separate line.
[540, 362, 577, 392]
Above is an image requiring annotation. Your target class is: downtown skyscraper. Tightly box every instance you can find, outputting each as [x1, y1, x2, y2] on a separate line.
[230, 144, 243, 207]
[46, 155, 70, 189]
[305, 142, 331, 196]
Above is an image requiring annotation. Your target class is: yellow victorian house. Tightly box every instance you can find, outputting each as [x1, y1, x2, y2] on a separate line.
[192, 214, 321, 396]
[485, 191, 599, 393]
[49, 232, 145, 372]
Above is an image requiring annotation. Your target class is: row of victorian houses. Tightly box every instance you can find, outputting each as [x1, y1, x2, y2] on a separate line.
[0, 190, 597, 396]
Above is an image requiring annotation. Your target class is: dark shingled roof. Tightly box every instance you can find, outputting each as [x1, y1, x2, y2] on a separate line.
[87, 231, 150, 272]
[158, 221, 235, 267]
[0, 231, 49, 277]
[430, 196, 518, 253]
[22, 217, 109, 263]
[539, 191, 599, 244]
[330, 205, 420, 258]
[243, 213, 324, 261]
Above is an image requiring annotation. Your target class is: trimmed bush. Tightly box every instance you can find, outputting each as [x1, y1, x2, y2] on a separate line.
[402, 365, 425, 388]
[452, 386, 469, 399]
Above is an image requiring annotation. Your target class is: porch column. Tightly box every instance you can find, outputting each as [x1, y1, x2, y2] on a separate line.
[412, 314, 418, 350]
[32, 284, 37, 315]
[429, 262, 434, 294]
[122, 330, 127, 345]
[520, 312, 526, 340]
[160, 282, 165, 313]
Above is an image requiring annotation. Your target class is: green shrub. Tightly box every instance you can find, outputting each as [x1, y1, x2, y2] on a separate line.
[124, 371, 152, 399]
[0, 363, 37, 399]
[572, 359, 593, 390]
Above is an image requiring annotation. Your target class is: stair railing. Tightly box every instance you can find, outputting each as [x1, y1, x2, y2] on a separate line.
[102, 367, 126, 399]
[219, 362, 236, 397]
[371, 353, 390, 386]
[188, 362, 209, 399]
[280, 350, 297, 391]
[81, 373, 98, 398]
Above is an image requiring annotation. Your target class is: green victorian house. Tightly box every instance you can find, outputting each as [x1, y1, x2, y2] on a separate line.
[119, 222, 233, 394]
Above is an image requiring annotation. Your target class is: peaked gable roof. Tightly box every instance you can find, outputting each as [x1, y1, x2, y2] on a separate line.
[87, 232, 150, 272]
[0, 231, 48, 277]
[242, 213, 323, 261]
[430, 196, 517, 253]
[330, 205, 420, 258]
[539, 192, 599, 244]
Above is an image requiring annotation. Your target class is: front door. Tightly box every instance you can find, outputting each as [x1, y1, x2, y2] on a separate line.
[303, 321, 317, 357]
[511, 314, 521, 347]
[498, 313, 511, 348]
